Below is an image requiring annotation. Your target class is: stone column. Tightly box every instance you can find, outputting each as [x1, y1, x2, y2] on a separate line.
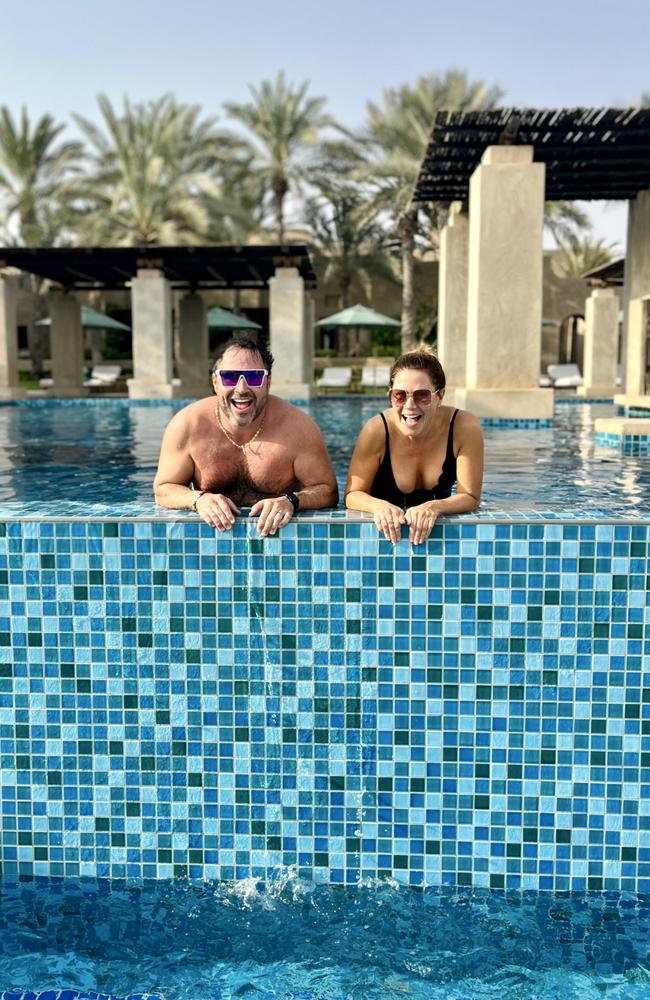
[0, 275, 26, 400]
[622, 297, 648, 398]
[437, 202, 469, 403]
[577, 288, 619, 398]
[128, 268, 178, 399]
[304, 293, 315, 390]
[616, 188, 650, 407]
[49, 289, 86, 396]
[175, 292, 210, 398]
[454, 146, 553, 420]
[269, 267, 312, 399]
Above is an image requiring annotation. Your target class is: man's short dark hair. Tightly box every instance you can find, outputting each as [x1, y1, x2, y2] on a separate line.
[211, 336, 274, 374]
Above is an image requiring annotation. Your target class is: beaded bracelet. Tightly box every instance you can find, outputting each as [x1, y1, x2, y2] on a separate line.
[192, 490, 207, 513]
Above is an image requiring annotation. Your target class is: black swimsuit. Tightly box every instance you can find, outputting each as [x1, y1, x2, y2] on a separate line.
[370, 409, 459, 509]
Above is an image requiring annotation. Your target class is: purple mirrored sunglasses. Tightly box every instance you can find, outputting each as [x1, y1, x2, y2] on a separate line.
[214, 369, 269, 388]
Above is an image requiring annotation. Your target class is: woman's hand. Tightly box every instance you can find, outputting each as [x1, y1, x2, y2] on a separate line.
[373, 503, 406, 544]
[404, 503, 439, 545]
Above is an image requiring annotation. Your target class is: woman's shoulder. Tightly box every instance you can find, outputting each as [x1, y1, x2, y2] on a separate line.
[354, 411, 390, 448]
[449, 407, 483, 447]
[447, 405, 481, 429]
[363, 410, 390, 435]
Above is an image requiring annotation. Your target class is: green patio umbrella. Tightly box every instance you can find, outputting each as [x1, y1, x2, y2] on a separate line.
[316, 304, 400, 330]
[207, 306, 262, 331]
[35, 305, 130, 331]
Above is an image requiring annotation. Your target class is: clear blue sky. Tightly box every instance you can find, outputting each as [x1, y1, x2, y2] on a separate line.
[2, 0, 648, 249]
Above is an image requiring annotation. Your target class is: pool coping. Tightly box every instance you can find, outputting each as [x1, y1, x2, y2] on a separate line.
[2, 509, 650, 525]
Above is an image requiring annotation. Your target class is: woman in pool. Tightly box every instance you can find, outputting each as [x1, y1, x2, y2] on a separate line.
[344, 350, 483, 544]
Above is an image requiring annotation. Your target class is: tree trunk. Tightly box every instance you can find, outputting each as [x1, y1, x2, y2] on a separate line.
[400, 209, 418, 352]
[272, 174, 289, 244]
[340, 268, 351, 309]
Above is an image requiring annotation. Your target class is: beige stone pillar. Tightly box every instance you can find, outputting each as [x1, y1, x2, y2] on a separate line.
[438, 203, 469, 402]
[615, 188, 650, 407]
[454, 146, 553, 420]
[269, 267, 313, 399]
[304, 293, 315, 390]
[128, 268, 179, 399]
[618, 297, 649, 401]
[577, 288, 619, 398]
[49, 290, 87, 396]
[0, 275, 26, 400]
[175, 292, 210, 398]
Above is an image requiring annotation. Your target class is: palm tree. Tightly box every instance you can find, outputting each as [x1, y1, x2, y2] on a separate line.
[551, 234, 616, 278]
[223, 71, 333, 242]
[0, 105, 82, 246]
[544, 201, 592, 247]
[0, 107, 82, 376]
[358, 71, 504, 351]
[71, 93, 246, 246]
[304, 175, 398, 311]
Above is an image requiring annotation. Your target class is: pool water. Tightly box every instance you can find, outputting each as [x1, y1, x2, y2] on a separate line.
[0, 399, 648, 518]
[1, 876, 650, 999]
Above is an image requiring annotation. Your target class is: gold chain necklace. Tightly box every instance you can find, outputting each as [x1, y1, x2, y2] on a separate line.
[216, 407, 265, 452]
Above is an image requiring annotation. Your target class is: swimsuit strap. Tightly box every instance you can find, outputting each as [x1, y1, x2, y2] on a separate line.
[379, 411, 390, 449]
[446, 409, 459, 460]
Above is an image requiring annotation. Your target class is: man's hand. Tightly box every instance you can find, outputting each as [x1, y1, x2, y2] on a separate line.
[194, 492, 240, 530]
[373, 503, 406, 544]
[404, 503, 438, 545]
[249, 495, 296, 536]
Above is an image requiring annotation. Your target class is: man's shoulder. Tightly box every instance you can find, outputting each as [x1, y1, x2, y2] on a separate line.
[267, 396, 322, 436]
[175, 396, 214, 421]
[268, 395, 312, 422]
[165, 396, 213, 435]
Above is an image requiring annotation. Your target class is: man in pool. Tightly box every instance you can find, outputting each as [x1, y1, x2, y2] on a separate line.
[153, 337, 339, 535]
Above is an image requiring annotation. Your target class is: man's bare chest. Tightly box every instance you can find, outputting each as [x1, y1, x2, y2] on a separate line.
[191, 437, 295, 496]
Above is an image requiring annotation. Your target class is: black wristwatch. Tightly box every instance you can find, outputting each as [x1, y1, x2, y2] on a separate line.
[284, 492, 300, 513]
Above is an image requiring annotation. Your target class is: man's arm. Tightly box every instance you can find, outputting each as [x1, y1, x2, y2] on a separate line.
[290, 417, 339, 510]
[153, 413, 199, 510]
[153, 413, 240, 528]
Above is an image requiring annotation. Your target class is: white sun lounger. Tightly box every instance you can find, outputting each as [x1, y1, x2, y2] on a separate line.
[317, 366, 352, 389]
[547, 364, 583, 388]
[83, 364, 122, 389]
[361, 365, 391, 388]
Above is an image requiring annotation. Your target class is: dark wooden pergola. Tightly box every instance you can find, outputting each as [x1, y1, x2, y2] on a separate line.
[583, 257, 625, 286]
[0, 244, 316, 290]
[414, 107, 650, 204]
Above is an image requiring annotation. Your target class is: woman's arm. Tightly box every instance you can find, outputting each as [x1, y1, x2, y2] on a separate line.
[432, 410, 484, 512]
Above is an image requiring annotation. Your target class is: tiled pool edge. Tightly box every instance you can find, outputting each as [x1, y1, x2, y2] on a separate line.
[0, 518, 648, 892]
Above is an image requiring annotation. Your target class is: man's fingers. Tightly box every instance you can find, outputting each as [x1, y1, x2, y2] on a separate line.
[254, 498, 293, 535]
[200, 495, 238, 530]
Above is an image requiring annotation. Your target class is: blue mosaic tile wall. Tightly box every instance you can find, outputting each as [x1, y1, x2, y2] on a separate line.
[0, 518, 648, 892]
[595, 430, 650, 455]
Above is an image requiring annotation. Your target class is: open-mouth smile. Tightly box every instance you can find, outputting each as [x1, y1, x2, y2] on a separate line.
[230, 395, 254, 412]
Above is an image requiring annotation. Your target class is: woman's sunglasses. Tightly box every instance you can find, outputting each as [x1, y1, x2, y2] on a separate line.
[214, 369, 269, 388]
[388, 388, 435, 406]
